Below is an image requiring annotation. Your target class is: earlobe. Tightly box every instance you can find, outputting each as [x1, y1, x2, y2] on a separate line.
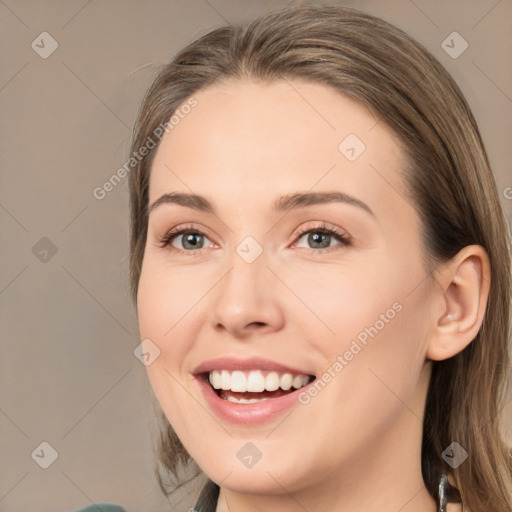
[426, 245, 491, 362]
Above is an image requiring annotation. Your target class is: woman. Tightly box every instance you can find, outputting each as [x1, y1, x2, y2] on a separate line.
[109, 4, 511, 512]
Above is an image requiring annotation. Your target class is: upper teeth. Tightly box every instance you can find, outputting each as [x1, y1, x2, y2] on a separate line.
[208, 370, 311, 392]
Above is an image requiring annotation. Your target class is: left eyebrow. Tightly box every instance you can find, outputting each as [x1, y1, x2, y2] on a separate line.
[148, 191, 375, 218]
[274, 191, 375, 218]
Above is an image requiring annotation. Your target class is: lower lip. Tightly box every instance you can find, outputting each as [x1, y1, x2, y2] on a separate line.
[196, 376, 313, 424]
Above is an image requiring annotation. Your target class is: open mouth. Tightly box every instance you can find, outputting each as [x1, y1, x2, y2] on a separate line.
[200, 369, 316, 404]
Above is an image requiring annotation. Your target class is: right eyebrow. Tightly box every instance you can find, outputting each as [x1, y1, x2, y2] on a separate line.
[148, 192, 215, 215]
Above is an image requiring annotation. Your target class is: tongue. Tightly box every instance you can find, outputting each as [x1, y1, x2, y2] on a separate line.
[219, 388, 295, 400]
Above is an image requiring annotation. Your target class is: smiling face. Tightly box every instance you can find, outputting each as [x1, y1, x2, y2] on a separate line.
[137, 80, 437, 506]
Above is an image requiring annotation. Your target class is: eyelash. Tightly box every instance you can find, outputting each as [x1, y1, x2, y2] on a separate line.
[157, 222, 352, 255]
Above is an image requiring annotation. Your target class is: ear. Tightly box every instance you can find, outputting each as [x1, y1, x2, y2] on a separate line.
[426, 244, 491, 361]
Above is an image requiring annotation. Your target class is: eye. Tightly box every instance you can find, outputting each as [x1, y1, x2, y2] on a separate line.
[157, 222, 351, 255]
[292, 222, 351, 252]
[158, 224, 214, 254]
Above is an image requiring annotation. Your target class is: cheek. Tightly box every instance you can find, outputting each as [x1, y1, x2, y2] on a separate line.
[137, 258, 200, 350]
[292, 248, 429, 376]
[136, 257, 215, 409]
[137, 266, 195, 429]
[280, 255, 400, 341]
[318, 262, 431, 417]
[293, 273, 430, 465]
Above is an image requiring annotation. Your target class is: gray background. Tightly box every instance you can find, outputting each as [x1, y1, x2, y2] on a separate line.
[1, 0, 511, 510]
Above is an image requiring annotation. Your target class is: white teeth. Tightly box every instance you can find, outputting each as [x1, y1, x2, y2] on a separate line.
[208, 369, 311, 392]
[247, 370, 266, 392]
[221, 370, 230, 390]
[292, 375, 309, 389]
[265, 371, 280, 391]
[226, 396, 269, 404]
[230, 371, 247, 392]
[209, 370, 221, 390]
[280, 373, 293, 391]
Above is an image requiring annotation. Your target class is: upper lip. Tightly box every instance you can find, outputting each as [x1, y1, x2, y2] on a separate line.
[193, 357, 315, 376]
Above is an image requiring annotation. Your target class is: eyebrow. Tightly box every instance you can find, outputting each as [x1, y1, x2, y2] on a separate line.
[147, 191, 375, 218]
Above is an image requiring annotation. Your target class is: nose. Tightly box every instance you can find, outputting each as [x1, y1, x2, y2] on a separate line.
[209, 249, 285, 339]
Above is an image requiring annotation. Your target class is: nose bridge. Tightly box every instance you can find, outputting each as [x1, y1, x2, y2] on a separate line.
[209, 238, 283, 335]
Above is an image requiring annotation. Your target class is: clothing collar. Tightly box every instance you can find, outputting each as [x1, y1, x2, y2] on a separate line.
[194, 480, 220, 512]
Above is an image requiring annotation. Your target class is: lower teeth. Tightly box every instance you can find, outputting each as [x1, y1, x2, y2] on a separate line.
[224, 396, 270, 404]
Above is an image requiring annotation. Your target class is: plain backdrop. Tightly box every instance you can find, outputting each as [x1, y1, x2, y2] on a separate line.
[1, 0, 511, 510]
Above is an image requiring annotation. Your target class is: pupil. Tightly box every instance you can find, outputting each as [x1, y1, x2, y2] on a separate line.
[309, 232, 329, 248]
[184, 233, 203, 249]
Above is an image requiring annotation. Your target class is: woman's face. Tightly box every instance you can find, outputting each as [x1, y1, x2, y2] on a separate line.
[137, 80, 436, 498]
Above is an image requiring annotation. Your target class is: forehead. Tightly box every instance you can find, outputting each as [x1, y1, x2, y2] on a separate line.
[148, 79, 411, 220]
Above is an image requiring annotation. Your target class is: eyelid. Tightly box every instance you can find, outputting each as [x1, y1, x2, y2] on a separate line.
[290, 221, 352, 251]
[291, 221, 350, 240]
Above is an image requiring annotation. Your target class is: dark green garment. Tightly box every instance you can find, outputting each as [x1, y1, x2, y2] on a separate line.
[74, 505, 127, 512]
[193, 480, 220, 512]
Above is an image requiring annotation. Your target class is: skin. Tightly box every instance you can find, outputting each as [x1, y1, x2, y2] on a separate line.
[137, 79, 489, 512]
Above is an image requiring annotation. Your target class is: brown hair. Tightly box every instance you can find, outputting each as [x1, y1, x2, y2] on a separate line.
[128, 4, 512, 510]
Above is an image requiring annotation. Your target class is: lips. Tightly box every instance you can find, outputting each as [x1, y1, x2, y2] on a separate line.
[193, 357, 316, 422]
[193, 356, 316, 376]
